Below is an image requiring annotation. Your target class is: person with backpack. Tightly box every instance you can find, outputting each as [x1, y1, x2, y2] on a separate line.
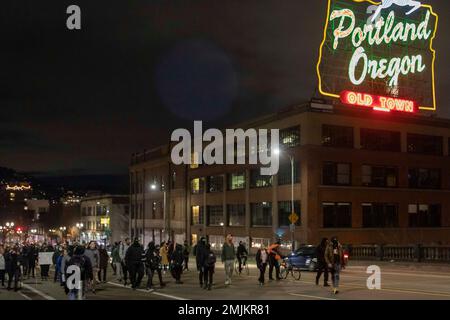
[202, 244, 216, 291]
[125, 238, 145, 290]
[66, 246, 92, 300]
[256, 245, 269, 286]
[325, 236, 344, 295]
[169, 243, 184, 284]
[144, 241, 166, 291]
[182, 240, 191, 271]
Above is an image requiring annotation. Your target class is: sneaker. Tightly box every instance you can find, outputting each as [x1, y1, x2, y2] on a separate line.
[224, 280, 230, 285]
[333, 288, 339, 294]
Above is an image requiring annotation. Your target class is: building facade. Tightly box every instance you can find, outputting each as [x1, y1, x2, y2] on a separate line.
[130, 103, 450, 251]
[80, 195, 129, 245]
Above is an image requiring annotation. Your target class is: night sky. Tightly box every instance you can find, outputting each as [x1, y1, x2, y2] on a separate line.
[1, 0, 449, 177]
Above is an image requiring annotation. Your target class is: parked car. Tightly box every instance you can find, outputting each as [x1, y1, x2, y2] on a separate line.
[285, 245, 318, 271]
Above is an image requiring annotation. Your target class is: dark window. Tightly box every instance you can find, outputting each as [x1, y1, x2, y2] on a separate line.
[360, 128, 401, 152]
[323, 162, 351, 186]
[407, 133, 443, 156]
[96, 206, 102, 215]
[250, 169, 272, 188]
[228, 172, 246, 190]
[322, 125, 354, 148]
[362, 203, 399, 228]
[227, 204, 246, 227]
[277, 160, 300, 185]
[251, 202, 272, 226]
[323, 203, 352, 228]
[408, 204, 441, 227]
[207, 206, 224, 226]
[191, 206, 204, 225]
[362, 165, 398, 187]
[82, 207, 87, 216]
[278, 201, 301, 227]
[207, 175, 223, 193]
[408, 168, 441, 189]
[280, 126, 301, 148]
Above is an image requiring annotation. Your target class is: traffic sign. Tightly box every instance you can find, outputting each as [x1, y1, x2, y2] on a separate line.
[288, 212, 299, 224]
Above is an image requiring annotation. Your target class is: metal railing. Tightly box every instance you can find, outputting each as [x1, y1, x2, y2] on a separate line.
[349, 244, 450, 262]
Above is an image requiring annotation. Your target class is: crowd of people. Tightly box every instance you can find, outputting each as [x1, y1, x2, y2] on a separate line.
[0, 233, 346, 298]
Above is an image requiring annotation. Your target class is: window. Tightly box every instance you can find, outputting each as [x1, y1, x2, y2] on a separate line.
[191, 178, 204, 194]
[207, 206, 224, 226]
[323, 162, 351, 186]
[277, 161, 300, 185]
[362, 165, 398, 187]
[407, 133, 443, 156]
[251, 238, 271, 249]
[82, 207, 87, 216]
[278, 201, 301, 226]
[322, 125, 354, 148]
[360, 128, 401, 152]
[362, 203, 399, 228]
[96, 206, 102, 215]
[191, 206, 204, 225]
[280, 126, 301, 148]
[251, 202, 272, 226]
[408, 204, 441, 227]
[209, 235, 225, 251]
[408, 168, 441, 189]
[250, 169, 272, 188]
[323, 202, 351, 228]
[227, 204, 245, 227]
[207, 175, 223, 193]
[228, 172, 246, 190]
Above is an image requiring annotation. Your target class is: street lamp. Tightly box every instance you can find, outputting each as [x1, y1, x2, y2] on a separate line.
[274, 148, 297, 252]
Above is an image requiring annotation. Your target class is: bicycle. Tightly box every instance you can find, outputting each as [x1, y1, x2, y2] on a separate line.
[279, 258, 301, 280]
[234, 255, 249, 275]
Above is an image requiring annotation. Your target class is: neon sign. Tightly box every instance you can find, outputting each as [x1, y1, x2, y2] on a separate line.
[341, 90, 416, 113]
[317, 0, 438, 111]
[5, 184, 32, 191]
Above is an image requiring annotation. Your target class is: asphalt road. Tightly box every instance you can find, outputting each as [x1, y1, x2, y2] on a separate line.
[1, 261, 450, 300]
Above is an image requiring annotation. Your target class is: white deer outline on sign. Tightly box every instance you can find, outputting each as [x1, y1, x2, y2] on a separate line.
[367, 0, 422, 23]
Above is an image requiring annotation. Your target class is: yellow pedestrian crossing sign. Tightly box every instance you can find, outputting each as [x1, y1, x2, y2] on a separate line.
[288, 212, 299, 224]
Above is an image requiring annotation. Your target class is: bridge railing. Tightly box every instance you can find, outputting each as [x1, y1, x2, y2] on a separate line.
[349, 245, 450, 263]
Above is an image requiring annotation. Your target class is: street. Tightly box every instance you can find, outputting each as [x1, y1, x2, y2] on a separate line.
[1, 261, 450, 300]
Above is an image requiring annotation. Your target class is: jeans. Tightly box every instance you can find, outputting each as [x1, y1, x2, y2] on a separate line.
[98, 267, 107, 282]
[203, 266, 214, 287]
[146, 267, 163, 288]
[224, 260, 234, 283]
[258, 263, 267, 284]
[115, 262, 123, 281]
[129, 262, 144, 288]
[331, 263, 341, 288]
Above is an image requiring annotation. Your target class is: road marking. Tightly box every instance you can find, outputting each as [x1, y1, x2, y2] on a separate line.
[107, 281, 188, 300]
[288, 293, 337, 300]
[22, 284, 56, 300]
[18, 292, 33, 301]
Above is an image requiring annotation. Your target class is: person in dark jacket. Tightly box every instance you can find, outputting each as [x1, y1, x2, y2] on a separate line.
[170, 243, 184, 284]
[27, 244, 38, 278]
[182, 240, 191, 271]
[125, 238, 144, 290]
[194, 237, 208, 288]
[5, 246, 20, 291]
[66, 246, 92, 300]
[145, 242, 166, 291]
[256, 245, 269, 286]
[98, 245, 109, 283]
[315, 237, 330, 287]
[236, 241, 248, 274]
[19, 245, 29, 279]
[202, 244, 216, 290]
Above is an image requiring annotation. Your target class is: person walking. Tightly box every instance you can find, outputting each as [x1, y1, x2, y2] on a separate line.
[84, 241, 100, 293]
[268, 240, 282, 281]
[160, 242, 169, 273]
[256, 245, 269, 286]
[39, 243, 53, 281]
[27, 243, 38, 279]
[195, 237, 208, 288]
[111, 242, 122, 282]
[236, 241, 248, 275]
[125, 238, 144, 290]
[202, 244, 216, 290]
[66, 246, 92, 300]
[119, 238, 131, 285]
[0, 246, 6, 287]
[144, 242, 166, 291]
[170, 243, 184, 284]
[325, 236, 344, 294]
[182, 240, 191, 271]
[221, 234, 235, 286]
[19, 245, 29, 279]
[98, 245, 109, 283]
[315, 237, 330, 287]
[5, 246, 20, 291]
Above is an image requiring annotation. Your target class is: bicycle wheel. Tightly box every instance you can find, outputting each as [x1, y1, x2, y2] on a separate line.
[244, 262, 250, 275]
[280, 264, 288, 279]
[292, 268, 301, 281]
